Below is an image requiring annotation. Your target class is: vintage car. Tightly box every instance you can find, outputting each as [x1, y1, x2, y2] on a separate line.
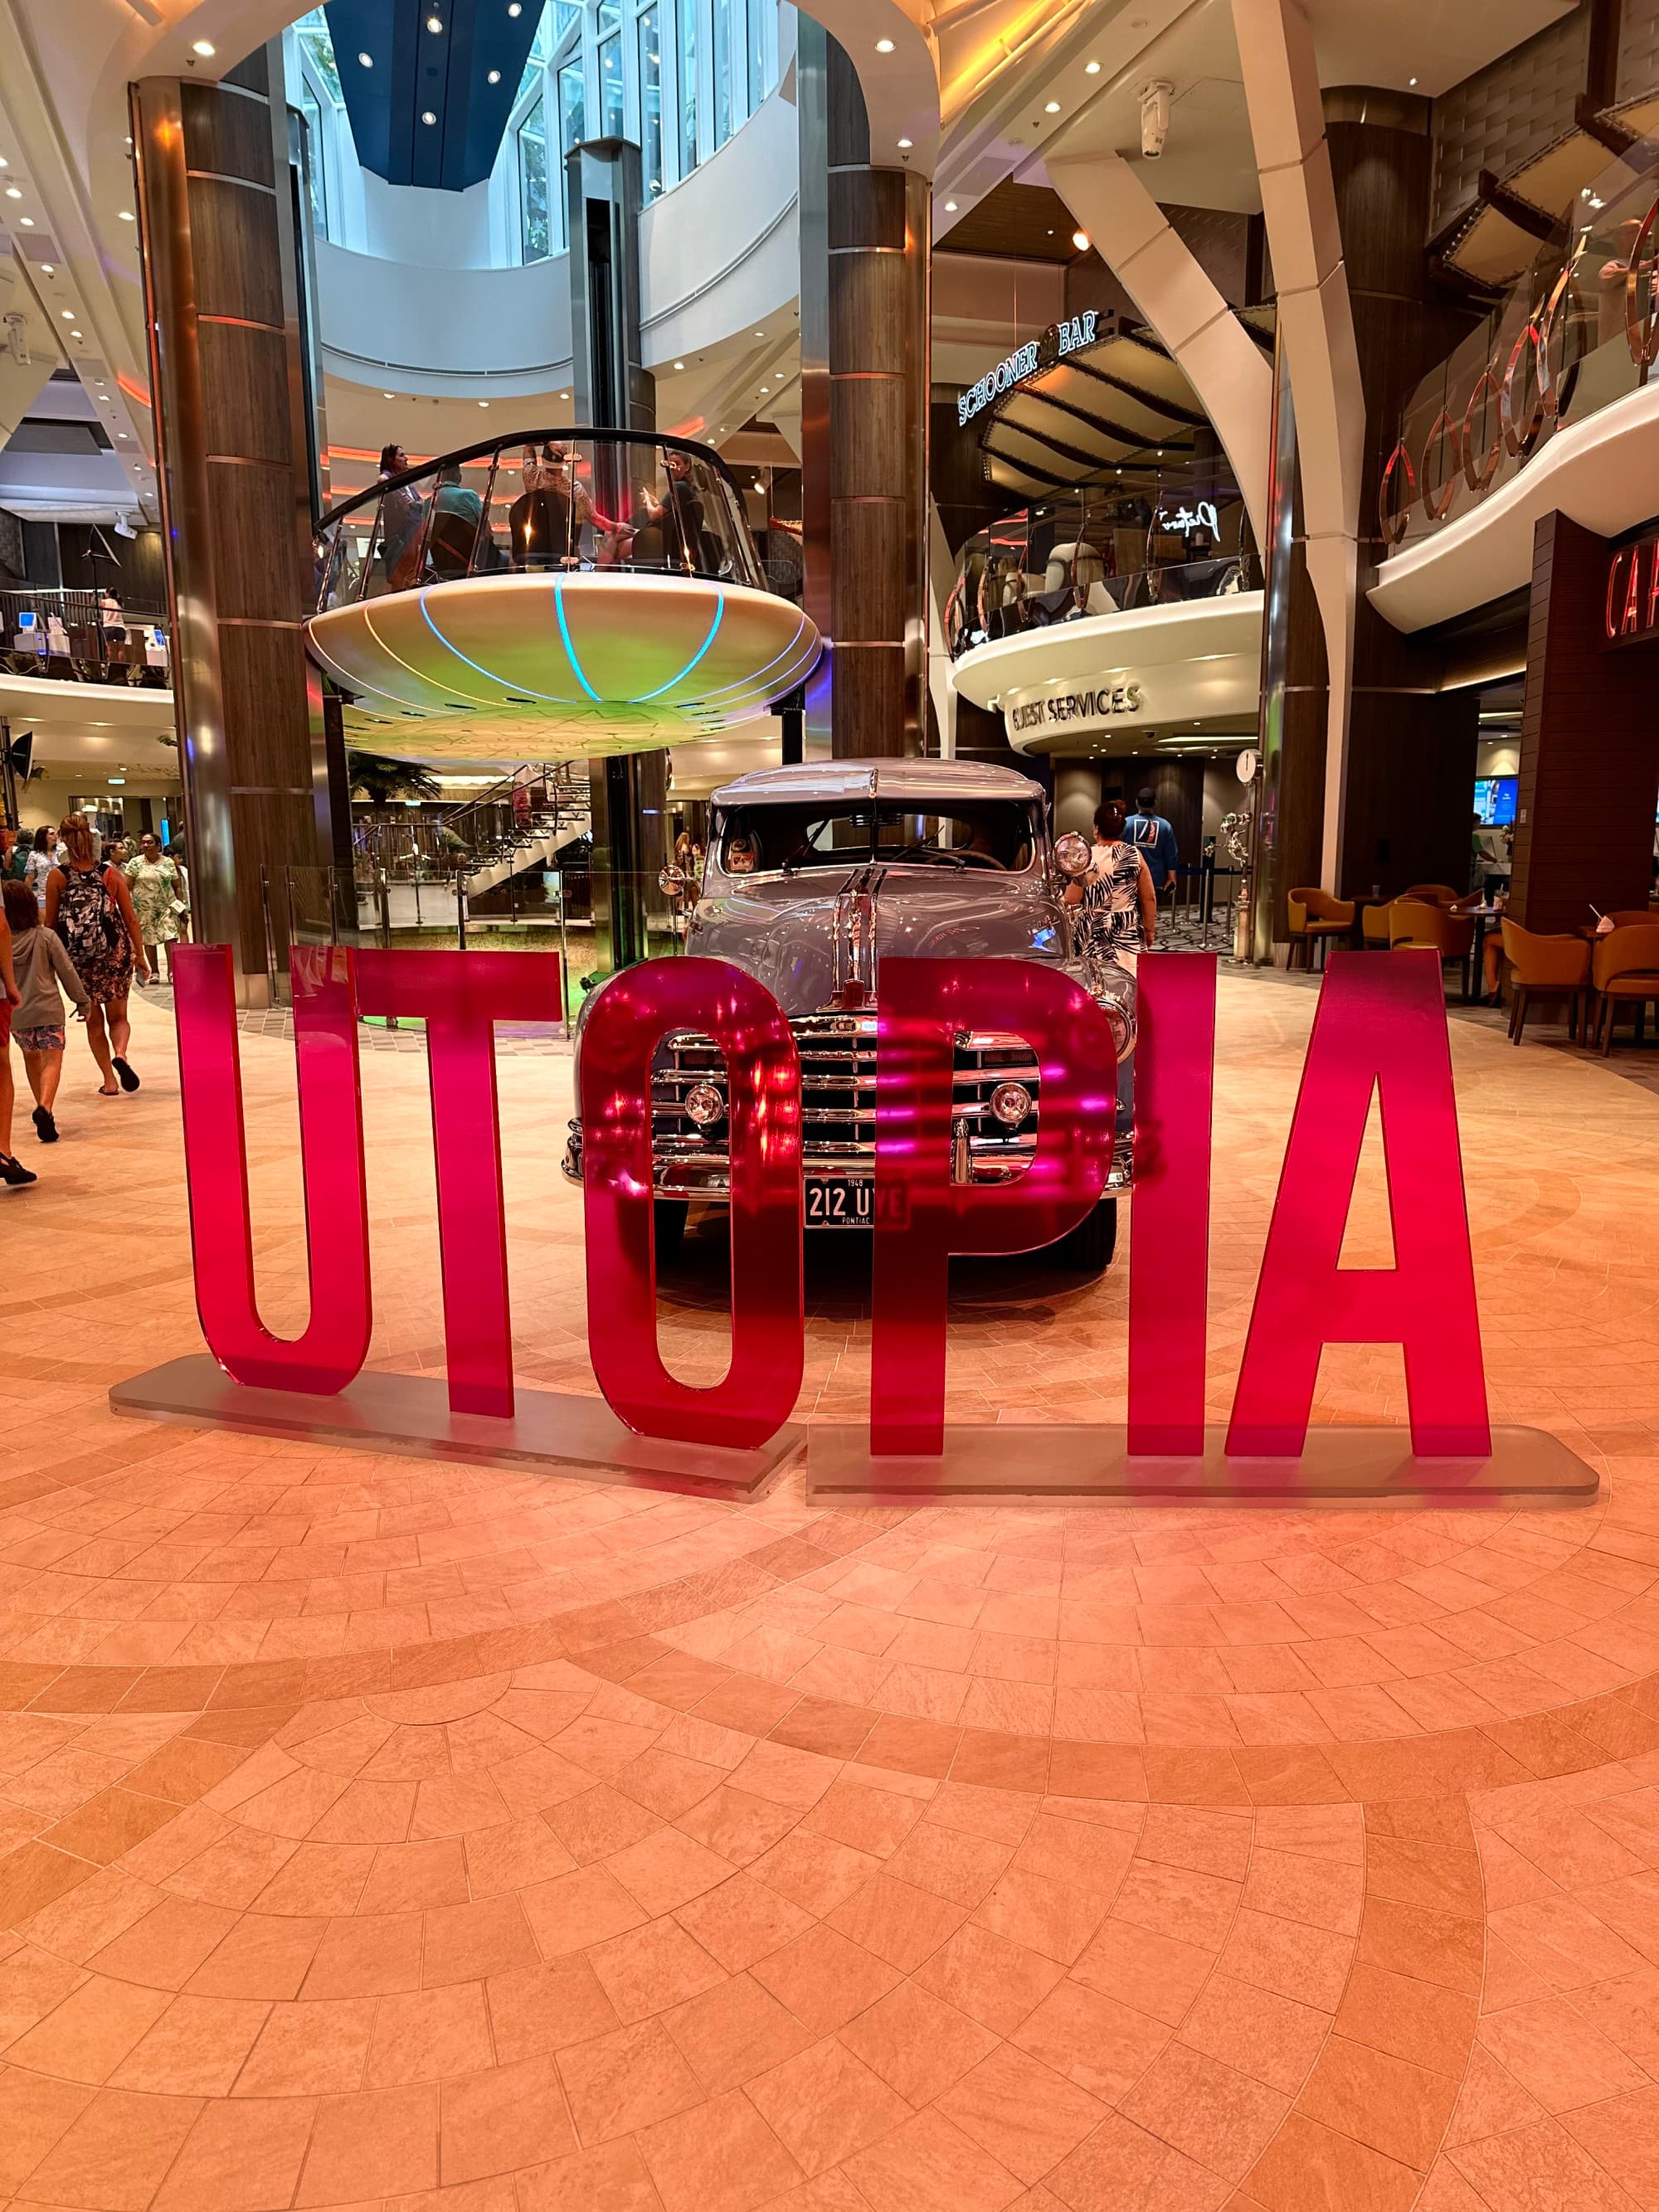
[562, 758, 1135, 1271]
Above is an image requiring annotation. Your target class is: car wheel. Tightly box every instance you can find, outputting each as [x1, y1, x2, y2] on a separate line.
[1053, 1198, 1117, 1275]
[654, 1199, 689, 1259]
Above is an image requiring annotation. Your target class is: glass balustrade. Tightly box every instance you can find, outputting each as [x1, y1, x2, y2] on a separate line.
[314, 429, 769, 612]
[1385, 152, 1659, 550]
[1, 587, 172, 686]
[946, 481, 1258, 661]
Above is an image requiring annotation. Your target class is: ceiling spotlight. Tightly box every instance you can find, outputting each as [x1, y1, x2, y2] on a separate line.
[3, 187, 19, 200]
[674, 359, 684, 369]
[487, 67, 501, 81]
[0, 157, 7, 168]
[421, 109, 437, 124]
[358, 51, 372, 65]
[760, 383, 769, 391]
[118, 209, 134, 221]
[40, 262, 51, 273]
[427, 14, 443, 29]
[18, 217, 32, 226]
[71, 330, 81, 339]
[478, 399, 489, 406]
[1408, 75, 1418, 86]
[897, 136, 912, 148]
[1085, 58, 1101, 72]
[1044, 100, 1060, 114]
[383, 390, 396, 398]
[944, 198, 957, 211]
[192, 38, 216, 56]
[508, 2, 522, 14]
[754, 329, 765, 337]
[60, 309, 73, 319]
[875, 35, 893, 51]
[1072, 230, 1089, 250]
[560, 389, 570, 399]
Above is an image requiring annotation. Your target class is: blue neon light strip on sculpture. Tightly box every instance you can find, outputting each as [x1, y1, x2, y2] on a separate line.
[554, 578, 602, 702]
[421, 591, 581, 706]
[630, 590, 724, 703]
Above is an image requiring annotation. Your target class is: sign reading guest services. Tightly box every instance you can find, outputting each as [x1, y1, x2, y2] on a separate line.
[959, 312, 1099, 426]
[1001, 674, 1147, 742]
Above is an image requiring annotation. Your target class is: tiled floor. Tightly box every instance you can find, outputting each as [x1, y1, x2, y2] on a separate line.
[4, 970, 1659, 2210]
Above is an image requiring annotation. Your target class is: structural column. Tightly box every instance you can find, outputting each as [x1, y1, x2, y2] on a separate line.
[799, 23, 929, 756]
[1511, 514, 1659, 931]
[132, 45, 328, 1002]
[1328, 92, 1482, 902]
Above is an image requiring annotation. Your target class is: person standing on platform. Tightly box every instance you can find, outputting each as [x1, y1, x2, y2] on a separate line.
[1126, 786, 1180, 902]
[45, 816, 147, 1096]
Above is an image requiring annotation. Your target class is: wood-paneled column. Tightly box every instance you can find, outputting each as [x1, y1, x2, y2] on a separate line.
[799, 23, 929, 756]
[1511, 513, 1659, 932]
[133, 44, 324, 1003]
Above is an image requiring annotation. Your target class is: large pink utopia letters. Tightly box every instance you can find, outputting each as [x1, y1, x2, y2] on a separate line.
[173, 943, 372, 1394]
[580, 956, 804, 1448]
[1225, 948, 1491, 1458]
[871, 957, 1118, 1456]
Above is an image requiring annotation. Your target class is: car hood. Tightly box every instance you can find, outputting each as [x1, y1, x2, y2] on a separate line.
[684, 865, 1070, 1018]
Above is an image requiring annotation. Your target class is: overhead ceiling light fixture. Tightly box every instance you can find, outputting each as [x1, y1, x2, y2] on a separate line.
[875, 36, 893, 51]
[1408, 75, 1418, 85]
[427, 14, 443, 29]
[60, 309, 73, 320]
[192, 38, 215, 56]
[674, 358, 684, 368]
[1072, 230, 1089, 250]
[383, 390, 396, 398]
[487, 66, 500, 80]
[478, 399, 489, 406]
[1044, 100, 1060, 114]
[3, 187, 19, 200]
[1085, 58, 1101, 72]
[18, 217, 32, 226]
[943, 198, 957, 211]
[118, 209, 134, 221]
[421, 109, 437, 124]
[358, 51, 372, 66]
[897, 136, 912, 148]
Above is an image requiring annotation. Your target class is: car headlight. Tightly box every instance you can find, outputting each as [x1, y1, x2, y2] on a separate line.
[989, 1080, 1032, 1126]
[684, 1081, 725, 1129]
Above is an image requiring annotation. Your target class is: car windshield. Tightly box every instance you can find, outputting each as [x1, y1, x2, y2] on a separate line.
[714, 800, 1039, 874]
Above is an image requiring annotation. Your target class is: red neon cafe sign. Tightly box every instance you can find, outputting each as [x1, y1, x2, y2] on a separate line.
[1605, 533, 1659, 645]
[171, 944, 1490, 1466]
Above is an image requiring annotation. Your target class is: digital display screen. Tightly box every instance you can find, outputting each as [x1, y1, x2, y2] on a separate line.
[1474, 776, 1517, 826]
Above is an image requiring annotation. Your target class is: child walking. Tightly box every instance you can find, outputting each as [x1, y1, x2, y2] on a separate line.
[2, 881, 91, 1143]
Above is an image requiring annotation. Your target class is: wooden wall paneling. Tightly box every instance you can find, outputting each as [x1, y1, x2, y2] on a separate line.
[181, 80, 277, 187]
[189, 177, 285, 328]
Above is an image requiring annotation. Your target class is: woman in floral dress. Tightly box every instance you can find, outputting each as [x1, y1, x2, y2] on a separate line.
[124, 833, 186, 983]
[43, 818, 148, 1094]
[1064, 798, 1158, 966]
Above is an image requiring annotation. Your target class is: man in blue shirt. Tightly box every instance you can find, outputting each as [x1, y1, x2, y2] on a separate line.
[1126, 787, 1179, 901]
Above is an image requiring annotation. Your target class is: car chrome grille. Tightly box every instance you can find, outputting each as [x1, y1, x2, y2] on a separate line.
[651, 1014, 1045, 1182]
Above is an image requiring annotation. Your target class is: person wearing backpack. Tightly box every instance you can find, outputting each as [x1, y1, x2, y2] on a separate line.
[43, 816, 148, 1096]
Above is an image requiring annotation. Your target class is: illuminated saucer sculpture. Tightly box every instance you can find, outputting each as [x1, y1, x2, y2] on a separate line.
[306, 430, 820, 761]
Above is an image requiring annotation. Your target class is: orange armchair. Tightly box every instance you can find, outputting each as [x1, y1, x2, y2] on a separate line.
[1287, 887, 1355, 969]
[1500, 920, 1590, 1045]
[1592, 922, 1659, 1053]
[1389, 900, 1475, 998]
[1402, 883, 1462, 907]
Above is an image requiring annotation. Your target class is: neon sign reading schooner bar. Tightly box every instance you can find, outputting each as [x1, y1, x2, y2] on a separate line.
[958, 313, 1099, 425]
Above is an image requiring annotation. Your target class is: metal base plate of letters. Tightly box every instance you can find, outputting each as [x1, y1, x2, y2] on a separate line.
[806, 1425, 1600, 1505]
[111, 1358, 802, 1501]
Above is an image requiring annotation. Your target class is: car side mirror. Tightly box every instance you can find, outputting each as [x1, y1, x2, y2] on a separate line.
[1054, 832, 1092, 880]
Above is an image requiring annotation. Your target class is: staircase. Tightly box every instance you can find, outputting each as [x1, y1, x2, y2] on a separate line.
[446, 763, 592, 896]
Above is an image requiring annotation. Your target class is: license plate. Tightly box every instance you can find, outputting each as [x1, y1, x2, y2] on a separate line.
[805, 1179, 872, 1228]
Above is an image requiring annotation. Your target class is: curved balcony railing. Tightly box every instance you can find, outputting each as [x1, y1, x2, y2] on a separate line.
[1384, 151, 1659, 549]
[312, 428, 768, 612]
[946, 484, 1256, 660]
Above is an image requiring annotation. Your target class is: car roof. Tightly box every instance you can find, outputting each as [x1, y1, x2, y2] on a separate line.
[712, 758, 1046, 807]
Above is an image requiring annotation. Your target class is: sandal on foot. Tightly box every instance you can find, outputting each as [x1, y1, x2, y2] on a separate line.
[31, 1106, 56, 1144]
[112, 1057, 139, 1092]
[0, 1154, 38, 1189]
